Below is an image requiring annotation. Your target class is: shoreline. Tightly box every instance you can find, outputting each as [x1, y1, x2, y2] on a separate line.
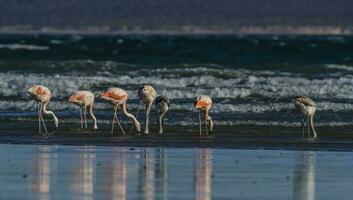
[1, 133, 353, 151]
[2, 121, 353, 151]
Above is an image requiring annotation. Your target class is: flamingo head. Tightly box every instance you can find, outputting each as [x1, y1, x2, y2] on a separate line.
[99, 91, 109, 99]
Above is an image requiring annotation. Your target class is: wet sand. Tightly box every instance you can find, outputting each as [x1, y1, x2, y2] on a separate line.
[0, 144, 352, 199]
[1, 134, 353, 151]
[2, 120, 353, 151]
[1, 128, 353, 151]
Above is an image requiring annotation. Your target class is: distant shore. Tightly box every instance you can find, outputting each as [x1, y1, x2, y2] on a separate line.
[1, 26, 353, 35]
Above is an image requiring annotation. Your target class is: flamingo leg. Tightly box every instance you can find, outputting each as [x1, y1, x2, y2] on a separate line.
[310, 114, 317, 139]
[205, 119, 209, 135]
[80, 107, 83, 129]
[84, 106, 88, 129]
[208, 116, 213, 134]
[114, 112, 126, 135]
[307, 116, 311, 138]
[37, 103, 41, 133]
[111, 107, 117, 135]
[144, 103, 152, 134]
[198, 112, 202, 136]
[158, 115, 163, 134]
[204, 111, 209, 135]
[301, 117, 305, 137]
[39, 103, 48, 133]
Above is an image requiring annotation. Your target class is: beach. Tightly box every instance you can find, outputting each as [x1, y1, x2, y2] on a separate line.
[1, 33, 353, 199]
[1, 34, 353, 134]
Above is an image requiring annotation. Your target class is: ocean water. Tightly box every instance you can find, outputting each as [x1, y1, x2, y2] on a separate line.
[1, 34, 353, 133]
[0, 144, 353, 199]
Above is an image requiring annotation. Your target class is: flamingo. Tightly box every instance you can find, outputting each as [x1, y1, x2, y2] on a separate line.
[27, 85, 59, 133]
[99, 87, 141, 135]
[68, 91, 98, 129]
[138, 84, 157, 134]
[194, 95, 213, 135]
[294, 96, 317, 138]
[155, 96, 169, 134]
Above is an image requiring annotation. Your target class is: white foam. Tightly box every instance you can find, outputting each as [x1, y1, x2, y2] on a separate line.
[2, 66, 353, 101]
[0, 44, 49, 50]
[325, 64, 353, 72]
[2, 98, 353, 115]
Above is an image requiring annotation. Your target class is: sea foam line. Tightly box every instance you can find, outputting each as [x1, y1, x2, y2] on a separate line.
[0, 44, 49, 50]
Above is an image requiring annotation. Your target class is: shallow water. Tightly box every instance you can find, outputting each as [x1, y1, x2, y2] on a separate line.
[0, 144, 352, 199]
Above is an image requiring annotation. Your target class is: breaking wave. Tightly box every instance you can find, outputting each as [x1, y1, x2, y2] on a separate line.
[2, 66, 353, 100]
[0, 44, 49, 50]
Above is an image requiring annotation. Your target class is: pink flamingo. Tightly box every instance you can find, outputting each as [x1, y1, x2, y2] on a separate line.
[27, 85, 59, 133]
[194, 95, 213, 135]
[99, 87, 141, 135]
[294, 96, 317, 138]
[68, 91, 98, 129]
[138, 84, 157, 134]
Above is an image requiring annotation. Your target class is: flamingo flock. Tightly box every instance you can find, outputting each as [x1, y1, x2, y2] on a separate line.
[27, 85, 318, 139]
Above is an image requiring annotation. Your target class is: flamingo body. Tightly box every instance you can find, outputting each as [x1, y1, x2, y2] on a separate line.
[100, 87, 141, 134]
[28, 85, 51, 103]
[68, 91, 98, 129]
[194, 95, 213, 135]
[294, 96, 317, 138]
[100, 88, 127, 105]
[138, 84, 157, 134]
[155, 96, 169, 134]
[27, 85, 59, 133]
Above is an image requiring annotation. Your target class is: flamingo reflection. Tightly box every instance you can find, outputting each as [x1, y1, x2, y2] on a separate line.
[137, 148, 169, 200]
[293, 151, 316, 200]
[31, 146, 51, 200]
[72, 147, 95, 200]
[110, 148, 126, 200]
[138, 148, 155, 200]
[155, 148, 168, 200]
[195, 149, 213, 200]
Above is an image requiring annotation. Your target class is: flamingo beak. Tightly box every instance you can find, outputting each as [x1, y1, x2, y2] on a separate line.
[68, 95, 74, 102]
[98, 92, 107, 99]
[27, 87, 34, 94]
[193, 101, 198, 107]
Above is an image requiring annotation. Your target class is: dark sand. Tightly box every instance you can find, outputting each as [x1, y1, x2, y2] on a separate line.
[1, 120, 353, 151]
[1, 128, 353, 151]
[2, 134, 353, 151]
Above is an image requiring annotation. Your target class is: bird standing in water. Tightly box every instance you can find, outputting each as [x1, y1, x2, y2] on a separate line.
[194, 95, 213, 135]
[138, 84, 157, 134]
[155, 96, 169, 134]
[100, 87, 141, 135]
[294, 96, 317, 138]
[68, 90, 98, 129]
[27, 85, 59, 133]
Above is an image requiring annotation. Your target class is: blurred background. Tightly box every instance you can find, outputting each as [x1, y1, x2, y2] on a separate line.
[1, 0, 353, 34]
[1, 0, 353, 135]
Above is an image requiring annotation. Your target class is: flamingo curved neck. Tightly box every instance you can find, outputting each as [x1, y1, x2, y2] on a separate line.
[42, 102, 59, 127]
